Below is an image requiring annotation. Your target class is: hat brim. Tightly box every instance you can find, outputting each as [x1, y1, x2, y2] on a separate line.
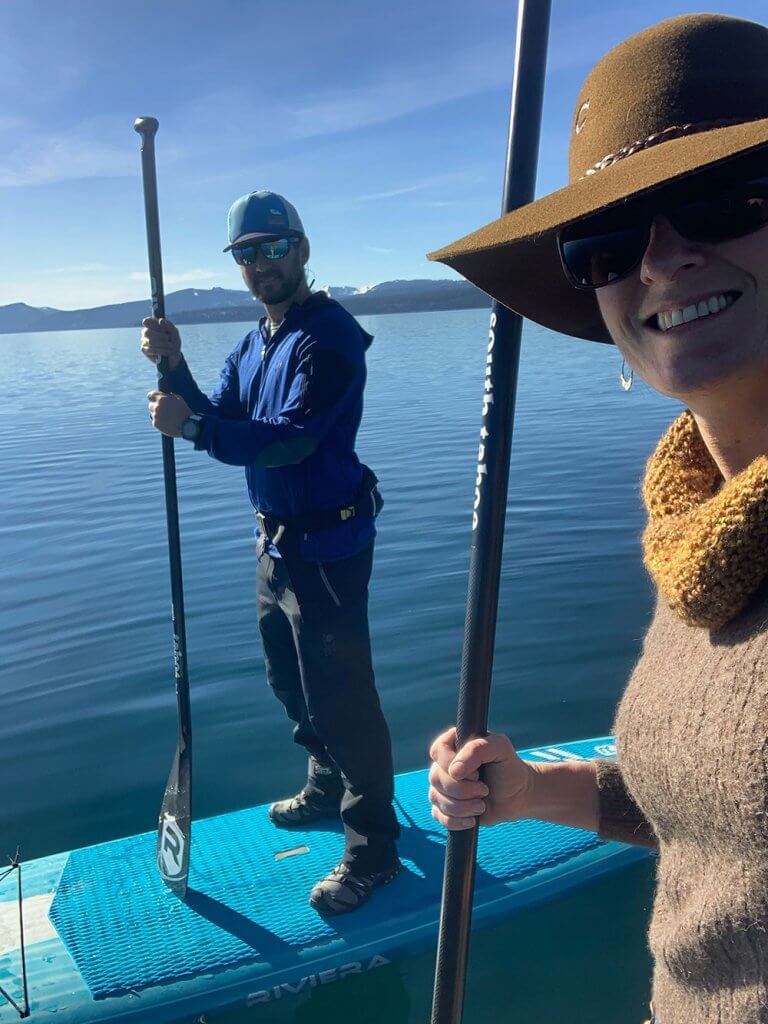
[223, 229, 304, 253]
[428, 120, 768, 343]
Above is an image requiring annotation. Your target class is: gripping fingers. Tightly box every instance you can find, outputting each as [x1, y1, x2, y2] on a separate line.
[141, 317, 180, 363]
[429, 727, 458, 770]
[428, 761, 487, 799]
[430, 805, 477, 831]
[141, 339, 161, 364]
[428, 785, 486, 818]
[147, 390, 166, 423]
[449, 734, 513, 780]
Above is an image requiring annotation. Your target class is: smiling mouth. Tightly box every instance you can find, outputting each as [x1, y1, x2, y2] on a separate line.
[647, 291, 741, 332]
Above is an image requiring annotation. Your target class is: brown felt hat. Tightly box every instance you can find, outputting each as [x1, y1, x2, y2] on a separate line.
[428, 14, 768, 344]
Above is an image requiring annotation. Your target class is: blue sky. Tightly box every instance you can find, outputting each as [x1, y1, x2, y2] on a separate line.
[3, 0, 766, 309]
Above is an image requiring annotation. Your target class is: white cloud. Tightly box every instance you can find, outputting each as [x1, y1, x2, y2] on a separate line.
[175, 41, 512, 150]
[0, 111, 187, 189]
[418, 195, 495, 209]
[287, 44, 511, 140]
[352, 183, 432, 202]
[0, 115, 26, 134]
[0, 268, 229, 310]
[0, 278, 148, 310]
[129, 269, 219, 285]
[0, 134, 134, 187]
[346, 170, 487, 206]
[45, 263, 112, 275]
[0, 32, 85, 109]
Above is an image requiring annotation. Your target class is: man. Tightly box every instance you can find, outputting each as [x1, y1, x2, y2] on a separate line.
[141, 190, 400, 914]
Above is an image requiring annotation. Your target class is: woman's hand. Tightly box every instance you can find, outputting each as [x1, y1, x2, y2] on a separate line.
[428, 727, 536, 830]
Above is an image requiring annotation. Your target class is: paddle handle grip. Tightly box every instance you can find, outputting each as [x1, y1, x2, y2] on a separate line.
[134, 117, 173, 393]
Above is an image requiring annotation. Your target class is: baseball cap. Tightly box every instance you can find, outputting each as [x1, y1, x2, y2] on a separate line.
[223, 191, 305, 251]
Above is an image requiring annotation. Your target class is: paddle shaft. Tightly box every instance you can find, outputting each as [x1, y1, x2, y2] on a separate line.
[134, 117, 193, 899]
[429, 3, 551, 1021]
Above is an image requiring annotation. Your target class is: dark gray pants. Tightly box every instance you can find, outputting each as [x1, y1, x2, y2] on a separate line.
[256, 542, 399, 872]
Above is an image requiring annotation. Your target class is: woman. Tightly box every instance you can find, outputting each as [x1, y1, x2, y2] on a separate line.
[427, 14, 768, 1024]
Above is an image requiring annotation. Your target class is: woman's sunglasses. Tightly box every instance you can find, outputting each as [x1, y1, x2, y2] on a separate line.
[558, 173, 768, 290]
[231, 237, 298, 266]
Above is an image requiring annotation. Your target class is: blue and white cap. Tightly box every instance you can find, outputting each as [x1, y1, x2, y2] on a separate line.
[223, 190, 305, 251]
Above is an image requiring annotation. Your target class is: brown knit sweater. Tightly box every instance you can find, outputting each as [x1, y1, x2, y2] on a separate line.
[596, 415, 768, 1023]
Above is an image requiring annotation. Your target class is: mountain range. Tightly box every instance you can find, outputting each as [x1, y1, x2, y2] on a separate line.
[1, 279, 490, 334]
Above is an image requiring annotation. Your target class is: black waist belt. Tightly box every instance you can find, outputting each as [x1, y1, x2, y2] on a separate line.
[256, 465, 383, 542]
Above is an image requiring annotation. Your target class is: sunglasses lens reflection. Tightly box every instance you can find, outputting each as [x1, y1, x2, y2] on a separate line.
[673, 185, 768, 244]
[561, 224, 646, 287]
[261, 239, 291, 259]
[560, 175, 768, 289]
[231, 238, 293, 265]
[231, 246, 255, 266]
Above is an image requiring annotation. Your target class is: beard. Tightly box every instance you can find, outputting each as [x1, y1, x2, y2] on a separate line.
[247, 261, 305, 305]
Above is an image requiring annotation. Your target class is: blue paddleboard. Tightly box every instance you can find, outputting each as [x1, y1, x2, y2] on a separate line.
[0, 737, 648, 1023]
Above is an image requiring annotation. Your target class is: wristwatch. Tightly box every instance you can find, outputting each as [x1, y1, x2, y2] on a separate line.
[180, 414, 203, 443]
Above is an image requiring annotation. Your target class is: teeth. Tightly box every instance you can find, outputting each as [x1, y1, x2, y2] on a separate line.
[656, 293, 734, 331]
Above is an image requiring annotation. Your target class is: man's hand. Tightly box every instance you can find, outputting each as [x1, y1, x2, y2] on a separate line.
[428, 728, 535, 829]
[141, 317, 182, 371]
[148, 391, 192, 438]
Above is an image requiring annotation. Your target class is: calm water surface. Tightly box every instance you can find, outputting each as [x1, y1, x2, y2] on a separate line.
[0, 308, 674, 1022]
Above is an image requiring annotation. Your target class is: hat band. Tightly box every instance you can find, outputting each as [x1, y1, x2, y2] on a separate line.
[581, 117, 751, 179]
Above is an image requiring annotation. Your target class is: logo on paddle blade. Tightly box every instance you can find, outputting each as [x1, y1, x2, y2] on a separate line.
[158, 814, 186, 880]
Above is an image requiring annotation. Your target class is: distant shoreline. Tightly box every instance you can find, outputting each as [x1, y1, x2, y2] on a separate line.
[0, 280, 491, 335]
[169, 293, 491, 327]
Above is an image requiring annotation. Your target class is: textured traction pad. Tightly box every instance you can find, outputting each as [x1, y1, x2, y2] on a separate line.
[49, 753, 605, 999]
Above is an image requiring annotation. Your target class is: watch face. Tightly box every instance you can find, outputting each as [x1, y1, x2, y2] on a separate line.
[182, 418, 199, 441]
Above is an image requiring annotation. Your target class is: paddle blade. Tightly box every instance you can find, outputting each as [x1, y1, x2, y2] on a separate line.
[156, 746, 191, 899]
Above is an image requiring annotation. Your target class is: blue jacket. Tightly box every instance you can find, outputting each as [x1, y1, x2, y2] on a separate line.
[166, 293, 376, 561]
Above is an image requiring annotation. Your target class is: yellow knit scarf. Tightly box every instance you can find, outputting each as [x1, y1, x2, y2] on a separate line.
[642, 411, 768, 629]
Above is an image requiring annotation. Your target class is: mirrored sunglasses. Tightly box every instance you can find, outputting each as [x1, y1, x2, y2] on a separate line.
[231, 237, 297, 266]
[558, 173, 768, 290]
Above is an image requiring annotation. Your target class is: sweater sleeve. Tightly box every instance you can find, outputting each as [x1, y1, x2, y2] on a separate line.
[595, 760, 658, 849]
[195, 334, 361, 468]
[162, 353, 244, 419]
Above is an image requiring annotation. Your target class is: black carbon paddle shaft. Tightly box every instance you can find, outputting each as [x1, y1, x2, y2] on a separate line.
[430, 2, 551, 1021]
[134, 117, 193, 899]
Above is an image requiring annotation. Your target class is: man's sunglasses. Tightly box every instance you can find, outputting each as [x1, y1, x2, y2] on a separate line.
[231, 237, 299, 266]
[558, 173, 768, 290]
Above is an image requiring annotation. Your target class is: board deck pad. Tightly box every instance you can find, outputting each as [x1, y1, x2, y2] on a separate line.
[2, 738, 649, 1023]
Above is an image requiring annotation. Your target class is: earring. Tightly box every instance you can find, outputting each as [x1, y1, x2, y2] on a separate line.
[620, 359, 634, 391]
[305, 266, 316, 289]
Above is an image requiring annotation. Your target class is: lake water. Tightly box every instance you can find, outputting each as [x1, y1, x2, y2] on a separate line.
[0, 308, 675, 1022]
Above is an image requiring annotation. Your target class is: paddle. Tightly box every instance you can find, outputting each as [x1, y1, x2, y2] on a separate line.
[134, 116, 193, 900]
[0, 851, 29, 1018]
[429, 2, 551, 1021]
